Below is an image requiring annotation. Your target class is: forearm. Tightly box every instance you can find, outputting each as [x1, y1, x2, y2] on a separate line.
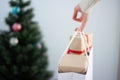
[79, 0, 101, 13]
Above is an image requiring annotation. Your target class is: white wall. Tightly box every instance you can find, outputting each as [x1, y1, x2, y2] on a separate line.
[0, 0, 119, 80]
[117, 0, 120, 80]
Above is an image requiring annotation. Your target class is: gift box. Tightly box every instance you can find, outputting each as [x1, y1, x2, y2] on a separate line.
[58, 48, 93, 80]
[68, 33, 93, 54]
[58, 53, 88, 74]
[58, 32, 93, 74]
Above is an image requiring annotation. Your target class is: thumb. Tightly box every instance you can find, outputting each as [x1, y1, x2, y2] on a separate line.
[73, 9, 78, 20]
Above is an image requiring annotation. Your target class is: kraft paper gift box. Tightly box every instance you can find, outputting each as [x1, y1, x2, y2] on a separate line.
[69, 33, 93, 54]
[58, 48, 93, 80]
[58, 52, 88, 74]
[58, 33, 93, 74]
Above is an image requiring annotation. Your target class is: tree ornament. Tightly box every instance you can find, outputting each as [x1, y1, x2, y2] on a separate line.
[12, 6, 20, 14]
[37, 43, 42, 49]
[12, 23, 22, 32]
[10, 37, 19, 46]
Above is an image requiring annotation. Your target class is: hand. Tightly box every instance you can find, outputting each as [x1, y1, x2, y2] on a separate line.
[73, 4, 90, 32]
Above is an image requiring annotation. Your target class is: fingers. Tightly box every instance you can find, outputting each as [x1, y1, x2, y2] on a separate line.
[73, 4, 90, 32]
[73, 9, 82, 22]
[75, 13, 84, 22]
[74, 27, 78, 31]
[73, 5, 83, 22]
[73, 9, 83, 22]
[72, 8, 78, 20]
[74, 13, 90, 32]
[80, 13, 89, 31]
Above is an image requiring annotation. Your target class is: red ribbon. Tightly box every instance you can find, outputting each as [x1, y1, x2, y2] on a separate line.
[67, 46, 92, 54]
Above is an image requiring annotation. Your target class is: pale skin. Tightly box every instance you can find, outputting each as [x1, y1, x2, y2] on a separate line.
[73, 4, 90, 32]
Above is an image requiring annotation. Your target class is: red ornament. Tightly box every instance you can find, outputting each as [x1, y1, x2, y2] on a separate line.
[12, 23, 22, 32]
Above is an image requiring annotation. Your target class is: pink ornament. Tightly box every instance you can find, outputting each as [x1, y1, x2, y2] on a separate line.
[12, 23, 22, 32]
[37, 43, 42, 49]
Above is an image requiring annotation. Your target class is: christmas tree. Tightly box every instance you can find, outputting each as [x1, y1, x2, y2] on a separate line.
[0, 0, 52, 80]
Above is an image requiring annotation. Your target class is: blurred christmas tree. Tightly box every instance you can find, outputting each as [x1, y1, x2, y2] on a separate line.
[0, 0, 52, 80]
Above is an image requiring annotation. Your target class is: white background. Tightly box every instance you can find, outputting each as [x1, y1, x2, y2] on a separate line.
[0, 0, 120, 80]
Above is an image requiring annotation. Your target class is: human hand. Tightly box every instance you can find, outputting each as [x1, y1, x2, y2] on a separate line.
[73, 4, 90, 32]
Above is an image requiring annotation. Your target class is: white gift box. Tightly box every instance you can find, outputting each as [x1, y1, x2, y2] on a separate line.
[58, 48, 93, 80]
